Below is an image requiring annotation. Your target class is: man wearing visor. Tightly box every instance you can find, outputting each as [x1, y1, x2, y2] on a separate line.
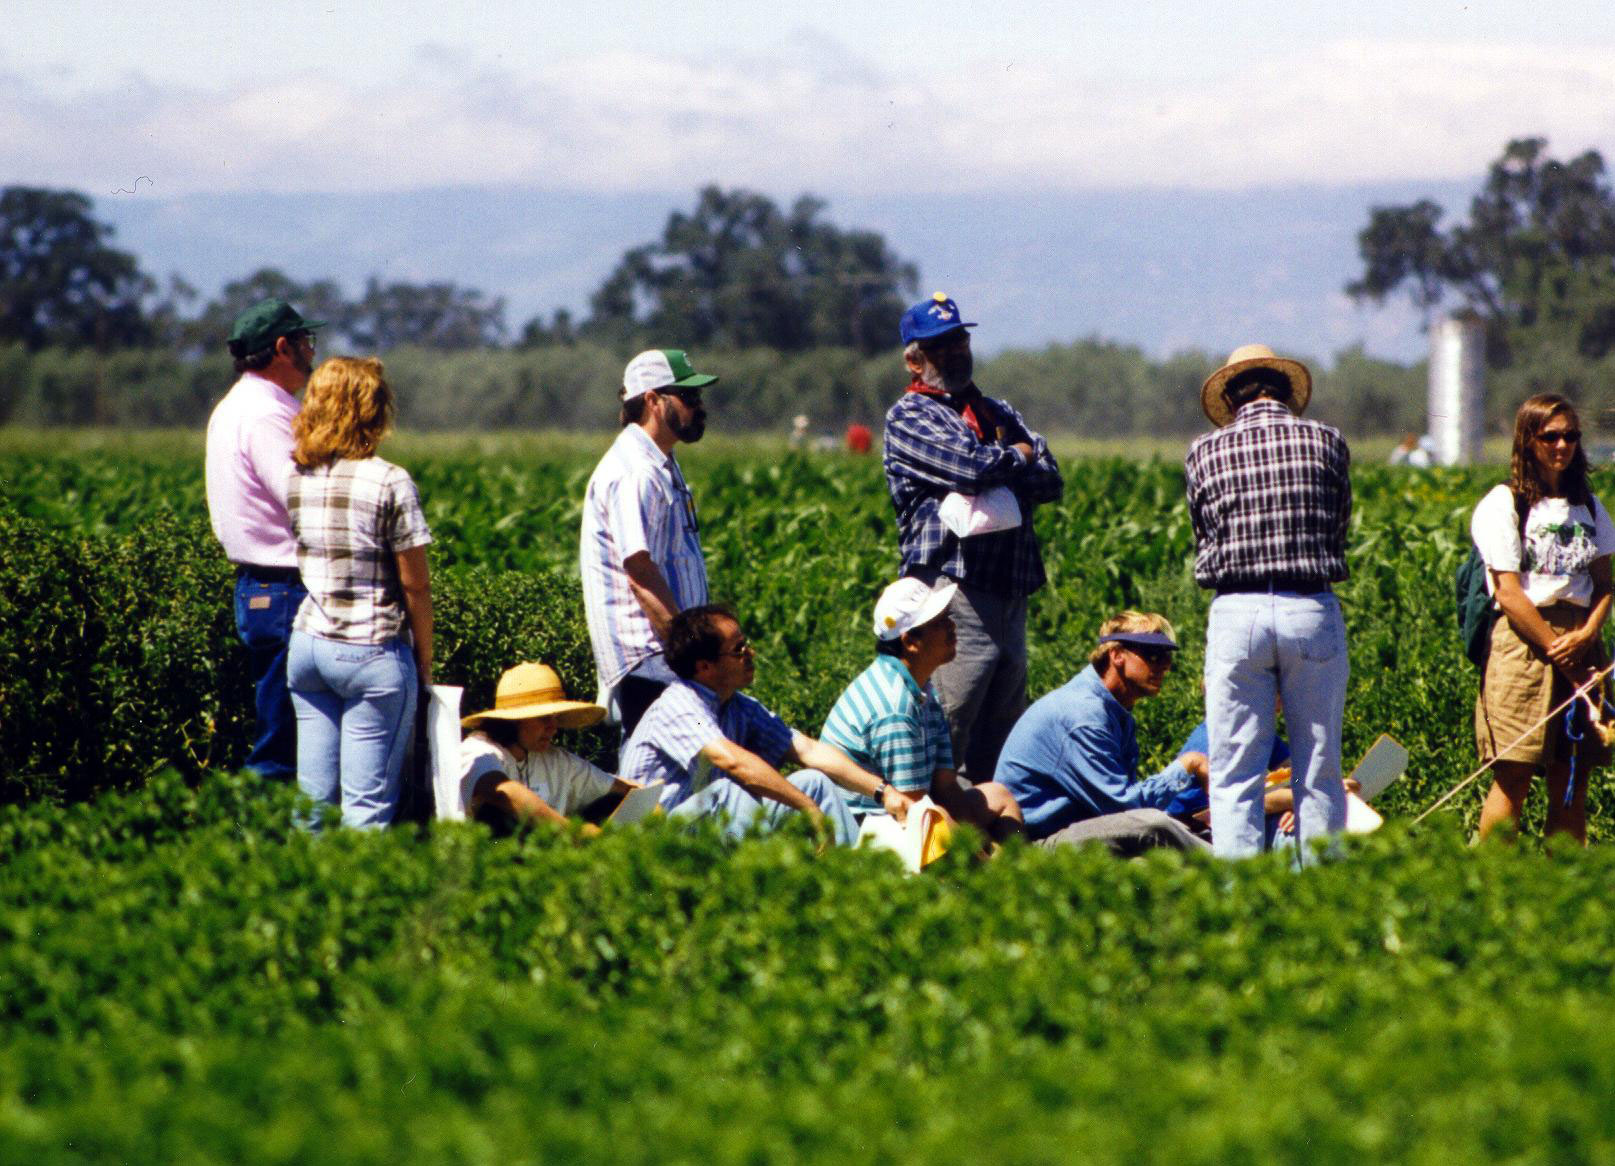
[993, 611, 1210, 854]
[581, 348, 717, 738]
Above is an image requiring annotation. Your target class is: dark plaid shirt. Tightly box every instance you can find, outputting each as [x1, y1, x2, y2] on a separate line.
[1184, 399, 1352, 589]
[883, 388, 1064, 597]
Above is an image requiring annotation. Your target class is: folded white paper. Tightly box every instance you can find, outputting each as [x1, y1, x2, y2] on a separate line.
[938, 486, 1022, 538]
[426, 685, 466, 821]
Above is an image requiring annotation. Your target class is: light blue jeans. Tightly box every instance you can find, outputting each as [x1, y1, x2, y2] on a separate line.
[1205, 591, 1348, 860]
[671, 769, 858, 846]
[287, 631, 417, 830]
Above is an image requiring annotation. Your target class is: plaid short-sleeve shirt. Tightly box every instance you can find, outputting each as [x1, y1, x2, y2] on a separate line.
[1184, 399, 1351, 589]
[287, 456, 433, 644]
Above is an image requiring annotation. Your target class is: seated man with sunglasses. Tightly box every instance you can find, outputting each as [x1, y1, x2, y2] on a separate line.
[618, 604, 869, 845]
[992, 611, 1210, 854]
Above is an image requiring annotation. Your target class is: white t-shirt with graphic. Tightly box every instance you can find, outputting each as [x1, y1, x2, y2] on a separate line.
[457, 732, 615, 820]
[1472, 484, 1615, 608]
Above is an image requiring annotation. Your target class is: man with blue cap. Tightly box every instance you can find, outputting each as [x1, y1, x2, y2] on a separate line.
[882, 292, 1064, 784]
[993, 611, 1210, 854]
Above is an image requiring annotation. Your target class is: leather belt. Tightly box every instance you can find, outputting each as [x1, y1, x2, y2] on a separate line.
[234, 563, 302, 584]
[1215, 578, 1330, 596]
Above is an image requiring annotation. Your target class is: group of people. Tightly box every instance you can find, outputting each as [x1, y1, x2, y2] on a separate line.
[203, 287, 1613, 854]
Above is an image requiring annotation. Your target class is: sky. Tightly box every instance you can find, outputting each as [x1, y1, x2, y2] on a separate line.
[7, 1, 1615, 359]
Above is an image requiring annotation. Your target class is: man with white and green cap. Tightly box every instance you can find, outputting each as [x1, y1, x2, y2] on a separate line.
[581, 349, 719, 738]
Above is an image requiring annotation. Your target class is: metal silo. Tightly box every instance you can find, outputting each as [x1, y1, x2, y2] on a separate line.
[1427, 315, 1486, 465]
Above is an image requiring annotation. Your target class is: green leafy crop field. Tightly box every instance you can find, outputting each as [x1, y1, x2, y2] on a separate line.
[3, 431, 1615, 1163]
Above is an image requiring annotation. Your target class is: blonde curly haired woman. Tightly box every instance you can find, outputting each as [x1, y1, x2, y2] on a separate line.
[284, 357, 433, 830]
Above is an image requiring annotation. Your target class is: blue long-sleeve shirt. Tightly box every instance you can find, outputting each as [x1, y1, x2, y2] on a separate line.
[993, 666, 1195, 841]
[882, 388, 1063, 597]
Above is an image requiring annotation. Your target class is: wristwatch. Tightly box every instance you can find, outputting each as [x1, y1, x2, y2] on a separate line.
[874, 779, 889, 804]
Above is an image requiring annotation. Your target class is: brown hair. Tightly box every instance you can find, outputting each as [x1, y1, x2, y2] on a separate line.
[292, 357, 395, 469]
[1510, 393, 1589, 508]
[1090, 610, 1177, 670]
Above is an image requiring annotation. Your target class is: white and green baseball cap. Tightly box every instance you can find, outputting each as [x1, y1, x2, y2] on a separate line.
[622, 349, 719, 400]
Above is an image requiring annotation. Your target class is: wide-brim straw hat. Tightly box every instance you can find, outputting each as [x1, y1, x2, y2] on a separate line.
[461, 662, 606, 730]
[1200, 344, 1313, 427]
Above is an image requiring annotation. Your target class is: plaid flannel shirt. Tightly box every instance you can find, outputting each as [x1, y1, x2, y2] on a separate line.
[1184, 399, 1351, 589]
[286, 456, 433, 644]
[882, 389, 1063, 596]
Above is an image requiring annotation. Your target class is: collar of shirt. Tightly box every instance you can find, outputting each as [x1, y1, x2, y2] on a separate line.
[239, 369, 301, 410]
[871, 651, 926, 704]
[905, 378, 987, 440]
[1074, 664, 1126, 718]
[1228, 398, 1297, 429]
[621, 421, 676, 470]
[677, 677, 727, 714]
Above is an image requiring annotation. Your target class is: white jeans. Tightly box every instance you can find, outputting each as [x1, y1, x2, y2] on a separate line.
[1204, 591, 1348, 860]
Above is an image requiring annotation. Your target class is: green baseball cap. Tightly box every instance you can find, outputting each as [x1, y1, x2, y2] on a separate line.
[622, 349, 719, 400]
[227, 298, 327, 356]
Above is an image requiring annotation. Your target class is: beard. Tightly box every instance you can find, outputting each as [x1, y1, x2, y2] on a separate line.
[669, 407, 707, 443]
[921, 352, 974, 395]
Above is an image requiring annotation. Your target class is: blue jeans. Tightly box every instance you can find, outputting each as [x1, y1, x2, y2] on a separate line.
[233, 573, 307, 782]
[671, 770, 858, 846]
[287, 631, 417, 830]
[1205, 591, 1348, 860]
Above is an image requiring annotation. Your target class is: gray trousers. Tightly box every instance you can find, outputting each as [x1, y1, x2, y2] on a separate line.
[1036, 809, 1210, 857]
[930, 584, 1028, 783]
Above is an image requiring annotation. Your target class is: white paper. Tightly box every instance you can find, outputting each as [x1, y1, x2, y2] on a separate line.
[608, 782, 666, 825]
[1346, 734, 1408, 802]
[938, 486, 1022, 539]
[1344, 791, 1384, 834]
[855, 795, 947, 873]
[425, 685, 465, 821]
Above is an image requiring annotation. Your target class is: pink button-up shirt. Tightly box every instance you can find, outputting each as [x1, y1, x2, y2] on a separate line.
[205, 372, 301, 568]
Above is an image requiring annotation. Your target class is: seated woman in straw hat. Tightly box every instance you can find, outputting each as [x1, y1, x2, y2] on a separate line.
[459, 662, 641, 829]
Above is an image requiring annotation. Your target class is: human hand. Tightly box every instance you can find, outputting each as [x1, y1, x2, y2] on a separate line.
[1177, 751, 1210, 785]
[1547, 627, 1591, 668]
[1278, 811, 1296, 836]
[1011, 441, 1034, 461]
[883, 784, 919, 824]
[579, 822, 602, 839]
[807, 807, 832, 854]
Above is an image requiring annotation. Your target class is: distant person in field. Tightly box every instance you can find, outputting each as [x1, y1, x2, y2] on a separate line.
[993, 611, 1210, 855]
[617, 604, 870, 846]
[581, 350, 717, 740]
[1472, 394, 1615, 846]
[820, 576, 1023, 843]
[1185, 344, 1351, 860]
[458, 662, 642, 832]
[204, 297, 326, 783]
[882, 292, 1064, 785]
[285, 357, 433, 830]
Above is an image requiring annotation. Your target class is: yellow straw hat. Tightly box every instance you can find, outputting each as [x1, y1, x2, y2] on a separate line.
[461, 662, 606, 730]
[1200, 343, 1312, 427]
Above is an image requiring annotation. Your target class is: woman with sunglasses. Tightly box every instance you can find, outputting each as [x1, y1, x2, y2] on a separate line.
[1472, 394, 1615, 844]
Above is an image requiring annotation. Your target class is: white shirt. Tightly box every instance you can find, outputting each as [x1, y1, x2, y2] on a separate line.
[1472, 483, 1615, 608]
[204, 372, 301, 567]
[456, 732, 616, 821]
[579, 425, 709, 689]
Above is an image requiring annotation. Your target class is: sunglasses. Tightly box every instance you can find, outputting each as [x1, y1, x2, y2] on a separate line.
[1126, 645, 1175, 669]
[1536, 428, 1580, 446]
[719, 638, 754, 659]
[658, 387, 704, 407]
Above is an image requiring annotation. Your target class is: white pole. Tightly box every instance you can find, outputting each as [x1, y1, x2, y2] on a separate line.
[1427, 316, 1486, 465]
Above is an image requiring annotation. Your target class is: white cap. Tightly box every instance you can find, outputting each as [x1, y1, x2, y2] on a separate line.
[873, 577, 958, 641]
[621, 348, 718, 401]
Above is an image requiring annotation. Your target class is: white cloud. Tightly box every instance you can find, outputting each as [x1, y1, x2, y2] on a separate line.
[4, 36, 1614, 197]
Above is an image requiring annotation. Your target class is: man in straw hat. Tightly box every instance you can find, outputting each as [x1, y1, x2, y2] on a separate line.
[820, 576, 1024, 842]
[993, 611, 1210, 854]
[581, 348, 718, 739]
[205, 296, 326, 784]
[882, 292, 1064, 786]
[619, 604, 867, 845]
[458, 662, 641, 828]
[1184, 344, 1352, 859]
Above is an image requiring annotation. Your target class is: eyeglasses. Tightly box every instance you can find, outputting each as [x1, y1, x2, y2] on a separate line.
[720, 639, 754, 659]
[1536, 428, 1580, 446]
[1127, 645, 1175, 670]
[658, 387, 703, 407]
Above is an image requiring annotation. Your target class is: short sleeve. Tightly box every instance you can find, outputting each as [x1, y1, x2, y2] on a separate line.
[385, 468, 434, 553]
[1592, 495, 1615, 559]
[552, 749, 616, 809]
[603, 471, 667, 562]
[458, 735, 513, 817]
[1471, 485, 1523, 573]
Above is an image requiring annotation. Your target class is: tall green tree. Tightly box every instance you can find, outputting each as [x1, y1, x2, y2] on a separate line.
[184, 268, 349, 354]
[347, 277, 506, 350]
[1348, 137, 1615, 364]
[0, 187, 153, 351]
[580, 186, 917, 354]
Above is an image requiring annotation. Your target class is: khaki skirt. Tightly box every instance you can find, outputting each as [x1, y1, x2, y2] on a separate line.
[1476, 602, 1612, 768]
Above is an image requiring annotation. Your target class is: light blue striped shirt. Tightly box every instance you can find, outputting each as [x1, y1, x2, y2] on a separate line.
[580, 425, 709, 689]
[618, 679, 795, 809]
[820, 654, 953, 814]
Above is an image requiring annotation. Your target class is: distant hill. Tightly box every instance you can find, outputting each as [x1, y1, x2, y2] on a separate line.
[98, 181, 1473, 364]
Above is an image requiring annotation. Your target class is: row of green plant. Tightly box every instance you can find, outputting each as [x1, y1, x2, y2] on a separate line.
[3, 436, 1610, 838]
[3, 769, 1615, 1163]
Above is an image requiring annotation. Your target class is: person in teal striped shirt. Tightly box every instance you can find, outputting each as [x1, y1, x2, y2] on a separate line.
[821, 577, 1024, 843]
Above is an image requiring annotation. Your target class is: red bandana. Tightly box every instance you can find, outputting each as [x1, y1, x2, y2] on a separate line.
[906, 378, 990, 441]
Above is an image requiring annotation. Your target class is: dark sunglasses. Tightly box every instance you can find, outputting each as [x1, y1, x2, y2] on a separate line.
[658, 386, 704, 407]
[1127, 645, 1175, 669]
[1536, 428, 1580, 446]
[720, 638, 754, 658]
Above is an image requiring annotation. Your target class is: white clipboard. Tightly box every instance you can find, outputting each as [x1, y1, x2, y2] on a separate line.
[607, 782, 666, 826]
[1346, 734, 1408, 802]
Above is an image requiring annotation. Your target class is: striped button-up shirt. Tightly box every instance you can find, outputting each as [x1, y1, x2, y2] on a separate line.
[580, 425, 709, 688]
[285, 456, 433, 644]
[882, 389, 1064, 597]
[618, 679, 795, 809]
[1184, 399, 1352, 590]
[819, 653, 953, 815]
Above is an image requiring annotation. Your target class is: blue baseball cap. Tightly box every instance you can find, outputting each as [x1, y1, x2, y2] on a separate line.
[900, 292, 977, 346]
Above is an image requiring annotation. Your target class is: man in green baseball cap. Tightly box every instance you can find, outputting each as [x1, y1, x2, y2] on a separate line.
[203, 297, 327, 785]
